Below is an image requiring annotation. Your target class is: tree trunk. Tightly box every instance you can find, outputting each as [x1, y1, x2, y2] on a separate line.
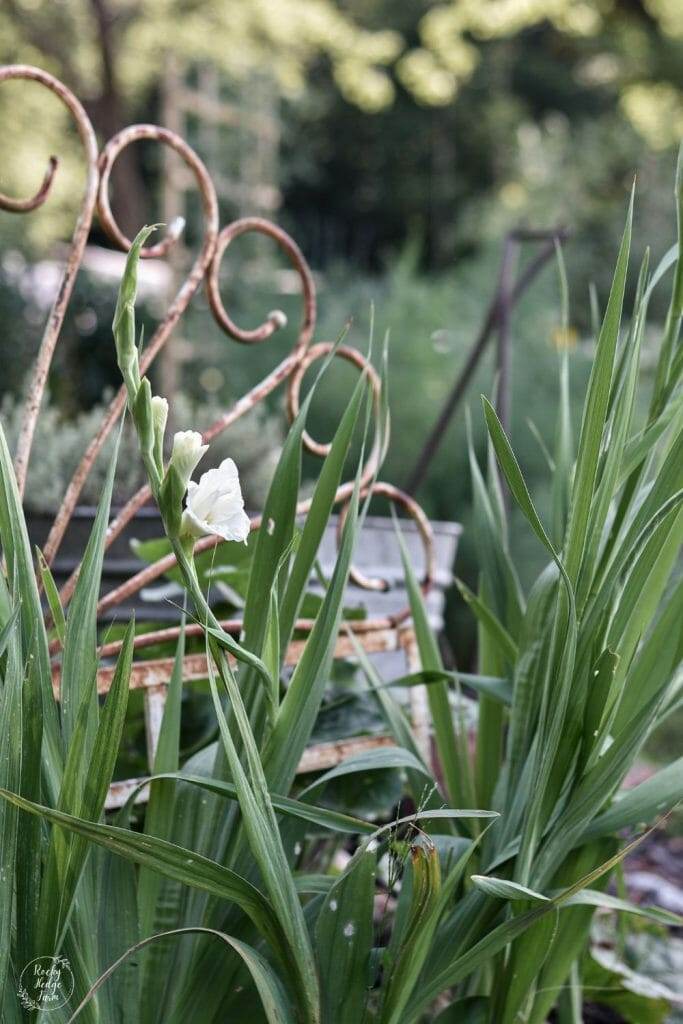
[87, 0, 147, 239]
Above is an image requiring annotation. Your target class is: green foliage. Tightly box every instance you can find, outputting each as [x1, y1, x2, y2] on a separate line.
[3, 0, 683, 272]
[400, 160, 683, 1021]
[0, 165, 681, 1024]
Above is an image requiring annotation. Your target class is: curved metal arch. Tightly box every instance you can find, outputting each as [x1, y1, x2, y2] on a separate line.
[0, 65, 99, 497]
[56, 216, 318, 605]
[41, 124, 220, 566]
[0, 63, 436, 633]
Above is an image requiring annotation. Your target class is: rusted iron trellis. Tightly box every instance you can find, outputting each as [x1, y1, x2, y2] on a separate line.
[0, 64, 438, 808]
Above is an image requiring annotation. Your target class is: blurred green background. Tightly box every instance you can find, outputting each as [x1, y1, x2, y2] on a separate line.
[1, 0, 681, 671]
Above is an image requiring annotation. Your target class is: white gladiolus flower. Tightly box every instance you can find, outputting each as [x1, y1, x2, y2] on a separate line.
[181, 458, 251, 543]
[170, 430, 208, 488]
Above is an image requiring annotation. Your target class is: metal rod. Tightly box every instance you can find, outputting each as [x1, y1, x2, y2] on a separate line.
[0, 65, 99, 498]
[2, 62, 445, 803]
[495, 236, 518, 434]
[42, 124, 220, 566]
[405, 226, 568, 496]
[57, 217, 317, 606]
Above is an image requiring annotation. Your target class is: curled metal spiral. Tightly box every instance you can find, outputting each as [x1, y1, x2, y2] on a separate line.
[58, 217, 317, 606]
[0, 63, 436, 636]
[207, 216, 315, 353]
[286, 341, 382, 473]
[96, 126, 199, 260]
[336, 482, 434, 617]
[42, 124, 220, 567]
[0, 65, 99, 497]
[0, 154, 58, 214]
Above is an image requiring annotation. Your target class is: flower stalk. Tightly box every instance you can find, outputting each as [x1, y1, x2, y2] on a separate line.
[113, 226, 250, 556]
[112, 226, 321, 1023]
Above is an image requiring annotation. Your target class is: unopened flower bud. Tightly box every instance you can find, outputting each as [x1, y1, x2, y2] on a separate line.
[151, 395, 169, 473]
[113, 225, 157, 399]
[132, 378, 157, 485]
[169, 430, 208, 492]
[159, 430, 208, 538]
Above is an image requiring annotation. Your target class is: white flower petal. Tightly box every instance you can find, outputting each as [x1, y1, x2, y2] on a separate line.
[151, 395, 169, 421]
[171, 430, 208, 486]
[183, 457, 250, 543]
[213, 506, 251, 543]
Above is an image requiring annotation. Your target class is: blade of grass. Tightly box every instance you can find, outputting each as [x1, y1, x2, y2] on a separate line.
[0, 611, 22, 997]
[279, 370, 367, 654]
[205, 639, 320, 1021]
[583, 756, 683, 840]
[649, 144, 682, 418]
[139, 620, 186, 1020]
[67, 927, 294, 1024]
[466, 415, 523, 809]
[564, 187, 633, 584]
[127, 770, 376, 836]
[39, 619, 135, 953]
[454, 577, 518, 667]
[315, 839, 375, 1024]
[37, 547, 66, 646]
[60, 425, 121, 750]
[0, 422, 61, 798]
[262, 473, 363, 792]
[552, 240, 574, 546]
[396, 519, 476, 817]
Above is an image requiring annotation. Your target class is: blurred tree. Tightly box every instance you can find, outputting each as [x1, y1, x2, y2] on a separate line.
[1, 0, 681, 261]
[399, 0, 683, 134]
[281, 0, 683, 269]
[0, 0, 401, 238]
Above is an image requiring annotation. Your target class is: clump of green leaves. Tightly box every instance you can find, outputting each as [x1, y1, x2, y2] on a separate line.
[0, 220, 490, 1023]
[391, 148, 683, 1022]
[0, 150, 681, 1024]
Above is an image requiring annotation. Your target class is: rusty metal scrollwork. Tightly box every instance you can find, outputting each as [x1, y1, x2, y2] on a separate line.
[0, 65, 99, 499]
[1, 63, 434, 653]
